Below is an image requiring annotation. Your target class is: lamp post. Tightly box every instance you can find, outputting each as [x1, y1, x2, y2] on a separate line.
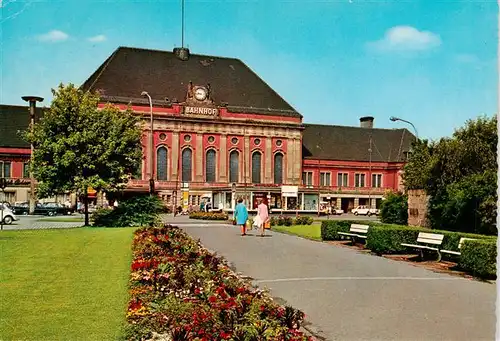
[141, 92, 154, 195]
[389, 116, 419, 140]
[22, 96, 43, 215]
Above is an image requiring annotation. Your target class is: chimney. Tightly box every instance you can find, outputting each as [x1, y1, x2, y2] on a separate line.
[173, 47, 190, 61]
[359, 116, 374, 129]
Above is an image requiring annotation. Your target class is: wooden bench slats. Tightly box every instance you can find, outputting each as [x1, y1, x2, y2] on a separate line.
[440, 250, 460, 256]
[417, 237, 444, 245]
[338, 224, 370, 244]
[418, 232, 445, 240]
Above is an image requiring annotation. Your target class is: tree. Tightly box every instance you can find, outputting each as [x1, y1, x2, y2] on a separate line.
[379, 191, 408, 225]
[25, 84, 143, 226]
[402, 114, 497, 234]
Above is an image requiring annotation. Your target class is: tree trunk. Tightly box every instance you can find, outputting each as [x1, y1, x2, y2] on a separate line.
[84, 192, 89, 226]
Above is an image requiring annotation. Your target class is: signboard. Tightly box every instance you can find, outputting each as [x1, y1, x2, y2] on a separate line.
[184, 106, 219, 116]
[182, 191, 189, 208]
[281, 185, 298, 197]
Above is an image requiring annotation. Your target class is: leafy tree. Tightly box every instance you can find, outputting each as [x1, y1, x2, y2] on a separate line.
[380, 191, 408, 225]
[402, 114, 497, 234]
[25, 84, 143, 226]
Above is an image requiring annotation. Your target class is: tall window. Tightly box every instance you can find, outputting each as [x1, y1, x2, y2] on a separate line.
[355, 173, 365, 187]
[205, 149, 216, 183]
[229, 150, 239, 183]
[320, 172, 331, 186]
[273, 153, 283, 184]
[23, 162, 30, 178]
[251, 152, 262, 184]
[156, 147, 168, 180]
[337, 173, 348, 187]
[133, 160, 143, 180]
[372, 174, 382, 188]
[0, 161, 11, 178]
[302, 171, 313, 186]
[182, 148, 192, 182]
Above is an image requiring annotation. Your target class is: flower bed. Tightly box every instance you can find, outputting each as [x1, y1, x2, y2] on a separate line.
[125, 225, 313, 340]
[189, 211, 229, 221]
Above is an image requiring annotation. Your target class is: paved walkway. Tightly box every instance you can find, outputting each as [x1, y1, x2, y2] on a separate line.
[182, 224, 496, 341]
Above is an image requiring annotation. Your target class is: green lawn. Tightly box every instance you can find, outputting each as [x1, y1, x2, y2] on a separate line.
[272, 224, 322, 240]
[0, 227, 135, 341]
[36, 217, 84, 222]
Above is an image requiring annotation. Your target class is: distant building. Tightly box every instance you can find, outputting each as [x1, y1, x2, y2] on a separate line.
[0, 46, 414, 212]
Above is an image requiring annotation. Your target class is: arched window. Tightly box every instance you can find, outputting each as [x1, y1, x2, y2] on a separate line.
[251, 151, 262, 184]
[205, 149, 216, 183]
[156, 147, 168, 180]
[274, 153, 283, 184]
[229, 150, 239, 183]
[182, 148, 192, 182]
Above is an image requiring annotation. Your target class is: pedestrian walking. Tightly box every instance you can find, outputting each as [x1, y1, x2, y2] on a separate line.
[233, 197, 249, 236]
[256, 198, 269, 237]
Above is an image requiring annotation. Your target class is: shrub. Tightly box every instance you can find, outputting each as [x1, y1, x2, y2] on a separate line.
[459, 239, 497, 278]
[189, 211, 229, 221]
[91, 195, 162, 227]
[293, 216, 314, 225]
[124, 225, 313, 340]
[365, 223, 496, 255]
[380, 191, 408, 225]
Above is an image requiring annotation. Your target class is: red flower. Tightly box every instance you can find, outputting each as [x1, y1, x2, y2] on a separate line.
[260, 305, 265, 311]
[194, 288, 201, 295]
[208, 296, 217, 303]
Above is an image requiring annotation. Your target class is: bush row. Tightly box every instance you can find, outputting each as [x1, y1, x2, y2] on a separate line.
[189, 211, 229, 220]
[270, 215, 314, 227]
[125, 225, 313, 340]
[91, 195, 162, 227]
[321, 220, 497, 278]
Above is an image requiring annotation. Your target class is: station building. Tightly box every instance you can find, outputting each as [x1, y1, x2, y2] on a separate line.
[0, 46, 414, 212]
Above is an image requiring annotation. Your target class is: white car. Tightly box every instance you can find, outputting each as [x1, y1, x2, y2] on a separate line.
[352, 205, 379, 216]
[0, 203, 19, 224]
[331, 207, 344, 215]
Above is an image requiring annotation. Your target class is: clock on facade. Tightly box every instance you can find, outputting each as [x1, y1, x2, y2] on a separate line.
[194, 87, 208, 101]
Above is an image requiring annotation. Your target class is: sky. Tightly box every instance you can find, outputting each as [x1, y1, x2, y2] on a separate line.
[1, 0, 498, 140]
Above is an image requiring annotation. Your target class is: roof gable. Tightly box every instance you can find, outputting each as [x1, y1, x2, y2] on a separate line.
[302, 123, 415, 163]
[82, 46, 301, 118]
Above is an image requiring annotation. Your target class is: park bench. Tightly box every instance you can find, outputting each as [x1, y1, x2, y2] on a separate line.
[440, 237, 476, 258]
[337, 224, 370, 245]
[401, 232, 444, 261]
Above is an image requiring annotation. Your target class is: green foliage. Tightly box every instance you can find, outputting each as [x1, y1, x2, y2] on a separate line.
[459, 239, 497, 278]
[402, 115, 497, 235]
[91, 195, 163, 227]
[189, 211, 229, 220]
[293, 216, 314, 225]
[366, 225, 423, 254]
[270, 216, 293, 226]
[24, 84, 143, 224]
[380, 191, 408, 225]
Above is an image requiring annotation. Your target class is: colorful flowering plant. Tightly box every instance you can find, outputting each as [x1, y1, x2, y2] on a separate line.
[124, 224, 314, 341]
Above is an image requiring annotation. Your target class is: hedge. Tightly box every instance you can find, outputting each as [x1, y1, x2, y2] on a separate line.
[321, 220, 497, 278]
[189, 211, 229, 220]
[459, 239, 497, 278]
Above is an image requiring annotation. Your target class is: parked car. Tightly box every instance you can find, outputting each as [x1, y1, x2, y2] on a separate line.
[38, 202, 73, 216]
[1, 203, 19, 224]
[331, 207, 344, 215]
[352, 205, 379, 216]
[12, 202, 29, 215]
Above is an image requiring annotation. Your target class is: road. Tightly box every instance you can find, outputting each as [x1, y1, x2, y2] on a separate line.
[181, 223, 496, 341]
[1, 214, 84, 230]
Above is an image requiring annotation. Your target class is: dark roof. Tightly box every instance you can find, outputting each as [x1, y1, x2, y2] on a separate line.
[81, 46, 301, 118]
[0, 105, 44, 148]
[302, 124, 415, 162]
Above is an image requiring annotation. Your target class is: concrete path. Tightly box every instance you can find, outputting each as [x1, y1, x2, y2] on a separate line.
[182, 224, 496, 341]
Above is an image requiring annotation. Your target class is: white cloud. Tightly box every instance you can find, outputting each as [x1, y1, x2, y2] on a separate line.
[37, 30, 69, 43]
[88, 34, 106, 43]
[367, 26, 441, 52]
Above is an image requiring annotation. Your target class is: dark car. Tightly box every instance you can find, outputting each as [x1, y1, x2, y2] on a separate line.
[35, 202, 73, 216]
[12, 202, 29, 215]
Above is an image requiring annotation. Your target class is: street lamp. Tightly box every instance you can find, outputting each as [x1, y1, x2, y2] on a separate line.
[141, 91, 154, 195]
[389, 116, 419, 139]
[22, 96, 43, 215]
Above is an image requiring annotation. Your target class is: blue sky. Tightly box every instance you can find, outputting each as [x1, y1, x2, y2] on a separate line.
[1, 0, 497, 140]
